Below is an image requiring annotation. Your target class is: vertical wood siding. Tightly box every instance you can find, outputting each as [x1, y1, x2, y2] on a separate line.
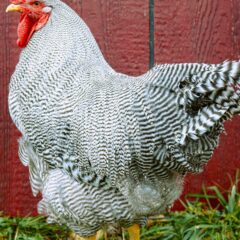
[0, 0, 240, 215]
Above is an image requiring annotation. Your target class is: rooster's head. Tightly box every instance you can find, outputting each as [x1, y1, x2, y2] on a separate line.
[6, 0, 52, 48]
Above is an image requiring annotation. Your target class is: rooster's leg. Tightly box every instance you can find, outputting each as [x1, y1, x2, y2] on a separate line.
[127, 224, 140, 240]
[69, 231, 97, 240]
[80, 236, 96, 240]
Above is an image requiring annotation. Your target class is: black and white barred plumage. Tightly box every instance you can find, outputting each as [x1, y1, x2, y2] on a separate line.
[8, 0, 240, 237]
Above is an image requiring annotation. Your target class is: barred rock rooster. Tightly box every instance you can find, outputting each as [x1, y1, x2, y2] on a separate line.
[6, 0, 240, 239]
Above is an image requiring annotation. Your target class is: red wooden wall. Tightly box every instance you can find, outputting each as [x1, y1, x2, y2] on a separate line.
[0, 0, 240, 216]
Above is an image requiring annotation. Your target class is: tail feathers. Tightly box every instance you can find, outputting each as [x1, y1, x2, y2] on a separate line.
[195, 61, 240, 92]
[184, 61, 240, 104]
[180, 104, 228, 144]
[217, 61, 240, 83]
[179, 61, 240, 144]
[210, 87, 240, 119]
[209, 87, 239, 106]
[192, 71, 227, 94]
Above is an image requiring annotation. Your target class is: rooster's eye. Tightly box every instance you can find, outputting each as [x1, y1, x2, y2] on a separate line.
[33, 1, 40, 5]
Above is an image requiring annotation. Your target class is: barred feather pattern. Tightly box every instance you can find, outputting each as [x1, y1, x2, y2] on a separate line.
[8, 0, 240, 237]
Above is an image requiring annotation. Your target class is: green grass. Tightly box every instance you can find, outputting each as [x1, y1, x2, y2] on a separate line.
[0, 170, 239, 240]
[0, 215, 69, 240]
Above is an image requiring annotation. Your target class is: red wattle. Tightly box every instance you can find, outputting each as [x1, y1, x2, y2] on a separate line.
[17, 13, 50, 48]
[17, 13, 36, 48]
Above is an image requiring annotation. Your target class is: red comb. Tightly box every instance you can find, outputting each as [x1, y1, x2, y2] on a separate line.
[10, 0, 44, 3]
[10, 0, 26, 3]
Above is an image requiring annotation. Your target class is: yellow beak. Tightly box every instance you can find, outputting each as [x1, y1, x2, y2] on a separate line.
[6, 4, 23, 13]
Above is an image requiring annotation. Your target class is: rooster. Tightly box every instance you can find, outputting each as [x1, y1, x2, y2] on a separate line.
[6, 0, 240, 239]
